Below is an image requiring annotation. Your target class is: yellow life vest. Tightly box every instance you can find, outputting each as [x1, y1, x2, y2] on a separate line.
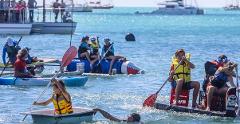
[172, 53, 191, 82]
[91, 42, 99, 49]
[52, 95, 73, 115]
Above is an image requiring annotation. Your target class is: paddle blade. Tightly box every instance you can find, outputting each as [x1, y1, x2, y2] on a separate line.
[143, 93, 158, 107]
[61, 46, 77, 67]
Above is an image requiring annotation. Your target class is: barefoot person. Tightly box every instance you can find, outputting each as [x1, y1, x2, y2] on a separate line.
[101, 38, 126, 74]
[33, 78, 73, 115]
[206, 61, 238, 111]
[93, 108, 142, 123]
[168, 49, 200, 108]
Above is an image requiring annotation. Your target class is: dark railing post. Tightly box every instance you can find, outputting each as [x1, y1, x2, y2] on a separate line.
[43, 0, 46, 22]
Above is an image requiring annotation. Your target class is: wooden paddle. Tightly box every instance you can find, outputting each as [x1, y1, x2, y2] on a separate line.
[22, 46, 77, 121]
[143, 59, 183, 107]
[0, 36, 22, 77]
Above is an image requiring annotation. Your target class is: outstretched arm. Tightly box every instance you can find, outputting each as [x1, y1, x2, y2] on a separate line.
[93, 108, 122, 122]
[33, 97, 52, 106]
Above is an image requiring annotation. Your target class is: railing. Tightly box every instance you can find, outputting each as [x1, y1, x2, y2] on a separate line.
[0, 7, 73, 23]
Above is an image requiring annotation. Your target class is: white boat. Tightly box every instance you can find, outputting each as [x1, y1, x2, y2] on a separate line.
[32, 22, 77, 34]
[22, 107, 94, 124]
[65, 0, 93, 12]
[87, 0, 114, 9]
[224, 0, 240, 10]
[0, 23, 32, 35]
[135, 0, 204, 15]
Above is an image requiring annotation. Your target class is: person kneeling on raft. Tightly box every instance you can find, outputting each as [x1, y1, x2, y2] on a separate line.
[168, 49, 200, 108]
[33, 78, 73, 115]
[101, 38, 126, 74]
[14, 48, 34, 78]
[206, 61, 238, 111]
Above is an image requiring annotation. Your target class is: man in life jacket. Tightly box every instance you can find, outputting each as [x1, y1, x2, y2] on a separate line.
[14, 48, 34, 78]
[89, 37, 100, 62]
[101, 38, 126, 75]
[2, 37, 21, 65]
[168, 49, 200, 108]
[205, 61, 238, 111]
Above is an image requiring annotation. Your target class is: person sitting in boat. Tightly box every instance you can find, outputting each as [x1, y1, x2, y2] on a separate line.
[205, 61, 237, 111]
[62, 11, 73, 23]
[78, 36, 95, 67]
[101, 38, 126, 75]
[168, 49, 200, 108]
[33, 78, 73, 115]
[202, 55, 229, 93]
[93, 108, 142, 123]
[14, 48, 34, 78]
[89, 37, 100, 62]
[2, 37, 21, 65]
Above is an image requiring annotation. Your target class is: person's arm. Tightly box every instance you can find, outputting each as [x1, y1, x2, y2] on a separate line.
[93, 108, 122, 122]
[168, 64, 174, 82]
[182, 56, 195, 69]
[101, 47, 105, 57]
[33, 96, 52, 106]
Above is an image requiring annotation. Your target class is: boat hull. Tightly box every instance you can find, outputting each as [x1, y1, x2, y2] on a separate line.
[23, 107, 94, 124]
[32, 22, 77, 34]
[66, 59, 143, 75]
[154, 103, 237, 117]
[0, 76, 88, 86]
[0, 23, 32, 35]
[136, 7, 204, 15]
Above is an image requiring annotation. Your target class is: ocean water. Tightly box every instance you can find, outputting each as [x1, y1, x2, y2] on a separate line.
[0, 7, 240, 123]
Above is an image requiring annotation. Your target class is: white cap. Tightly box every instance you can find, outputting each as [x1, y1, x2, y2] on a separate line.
[7, 37, 14, 46]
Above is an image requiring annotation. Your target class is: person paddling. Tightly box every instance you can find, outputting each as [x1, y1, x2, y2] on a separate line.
[168, 49, 200, 108]
[2, 37, 21, 65]
[33, 78, 73, 115]
[93, 108, 142, 123]
[14, 48, 34, 78]
[101, 38, 126, 75]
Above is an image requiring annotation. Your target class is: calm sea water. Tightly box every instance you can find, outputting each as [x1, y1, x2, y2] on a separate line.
[0, 7, 240, 124]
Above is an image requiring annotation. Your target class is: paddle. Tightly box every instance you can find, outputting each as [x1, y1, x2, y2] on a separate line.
[236, 66, 240, 116]
[143, 59, 183, 107]
[22, 46, 77, 121]
[0, 36, 23, 77]
[96, 42, 114, 67]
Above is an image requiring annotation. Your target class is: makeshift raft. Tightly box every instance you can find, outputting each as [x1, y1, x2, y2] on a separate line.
[22, 107, 94, 124]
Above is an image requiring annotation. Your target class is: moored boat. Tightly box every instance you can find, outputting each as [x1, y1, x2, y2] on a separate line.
[0, 76, 88, 86]
[22, 107, 94, 124]
[66, 59, 144, 75]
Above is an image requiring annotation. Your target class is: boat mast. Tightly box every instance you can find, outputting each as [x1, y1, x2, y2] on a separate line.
[43, 0, 46, 22]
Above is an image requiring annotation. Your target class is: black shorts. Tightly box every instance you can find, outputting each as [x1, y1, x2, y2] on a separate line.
[171, 81, 193, 90]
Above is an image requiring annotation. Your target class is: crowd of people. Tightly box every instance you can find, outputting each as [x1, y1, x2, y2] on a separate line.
[0, 0, 72, 23]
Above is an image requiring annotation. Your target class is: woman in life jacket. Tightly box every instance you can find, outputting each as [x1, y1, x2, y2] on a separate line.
[89, 37, 100, 63]
[168, 49, 200, 108]
[33, 78, 73, 115]
[206, 61, 237, 111]
[101, 38, 126, 75]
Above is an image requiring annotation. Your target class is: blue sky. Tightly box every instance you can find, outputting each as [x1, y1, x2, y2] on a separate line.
[37, 0, 230, 8]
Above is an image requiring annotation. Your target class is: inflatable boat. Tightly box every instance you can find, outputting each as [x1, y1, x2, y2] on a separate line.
[66, 59, 144, 75]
